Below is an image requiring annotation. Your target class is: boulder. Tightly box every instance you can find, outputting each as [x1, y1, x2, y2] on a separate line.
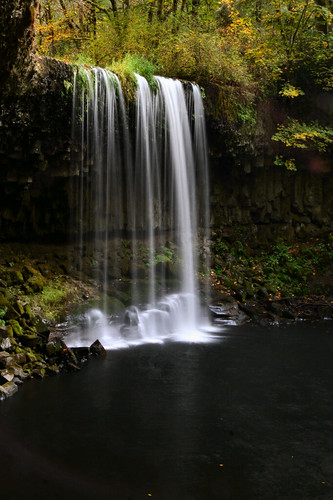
[0, 352, 14, 368]
[209, 302, 250, 325]
[0, 381, 18, 400]
[0, 337, 12, 350]
[90, 339, 106, 356]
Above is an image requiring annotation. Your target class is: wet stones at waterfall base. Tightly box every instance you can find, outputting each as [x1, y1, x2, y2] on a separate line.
[0, 335, 107, 401]
[209, 294, 333, 327]
[0, 317, 107, 401]
[209, 298, 250, 326]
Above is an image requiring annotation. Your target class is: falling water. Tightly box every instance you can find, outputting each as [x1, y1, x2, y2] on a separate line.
[68, 68, 212, 348]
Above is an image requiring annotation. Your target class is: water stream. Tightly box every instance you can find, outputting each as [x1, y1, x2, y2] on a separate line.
[68, 69, 211, 348]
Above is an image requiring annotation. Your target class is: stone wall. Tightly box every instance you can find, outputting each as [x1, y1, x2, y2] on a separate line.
[209, 161, 333, 245]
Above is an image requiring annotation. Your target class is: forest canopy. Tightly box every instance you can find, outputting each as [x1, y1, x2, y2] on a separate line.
[36, 0, 333, 168]
[36, 0, 333, 91]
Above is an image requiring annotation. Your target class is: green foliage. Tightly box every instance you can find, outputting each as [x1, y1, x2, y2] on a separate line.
[153, 247, 173, 265]
[272, 120, 333, 168]
[212, 236, 333, 299]
[274, 155, 297, 171]
[36, 0, 333, 143]
[110, 54, 158, 92]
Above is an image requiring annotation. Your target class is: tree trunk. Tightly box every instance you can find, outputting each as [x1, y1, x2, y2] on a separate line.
[172, 0, 178, 15]
[255, 0, 262, 22]
[0, 0, 39, 93]
[192, 0, 200, 17]
[157, 0, 163, 20]
[110, 0, 118, 17]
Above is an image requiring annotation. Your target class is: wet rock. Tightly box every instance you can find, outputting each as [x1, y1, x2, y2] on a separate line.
[13, 376, 24, 385]
[46, 364, 60, 375]
[58, 341, 80, 370]
[0, 325, 8, 339]
[72, 347, 90, 362]
[0, 353, 14, 368]
[0, 369, 15, 382]
[46, 340, 61, 357]
[35, 319, 50, 337]
[210, 302, 250, 325]
[123, 306, 139, 326]
[0, 381, 18, 400]
[14, 351, 27, 365]
[0, 337, 11, 350]
[90, 339, 106, 356]
[66, 362, 80, 371]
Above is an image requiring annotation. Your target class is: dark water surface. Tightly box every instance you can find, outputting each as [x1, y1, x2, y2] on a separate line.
[1, 322, 333, 499]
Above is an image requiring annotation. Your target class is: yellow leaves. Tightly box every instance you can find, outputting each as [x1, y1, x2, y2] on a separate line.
[37, 18, 76, 56]
[279, 84, 305, 99]
[284, 159, 297, 171]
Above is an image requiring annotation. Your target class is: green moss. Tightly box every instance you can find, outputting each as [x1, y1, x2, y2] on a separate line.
[8, 319, 23, 336]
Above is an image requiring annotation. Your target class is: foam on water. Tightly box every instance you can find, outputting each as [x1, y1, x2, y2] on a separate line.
[65, 293, 219, 349]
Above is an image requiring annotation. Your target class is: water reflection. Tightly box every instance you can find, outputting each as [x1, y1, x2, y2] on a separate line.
[1, 323, 333, 499]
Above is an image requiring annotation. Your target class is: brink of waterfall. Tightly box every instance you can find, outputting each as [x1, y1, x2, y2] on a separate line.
[67, 68, 212, 348]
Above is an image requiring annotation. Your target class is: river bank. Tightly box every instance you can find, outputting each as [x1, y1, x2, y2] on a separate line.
[0, 240, 332, 401]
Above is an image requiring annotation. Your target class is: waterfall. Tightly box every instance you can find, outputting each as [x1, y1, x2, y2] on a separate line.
[68, 68, 211, 348]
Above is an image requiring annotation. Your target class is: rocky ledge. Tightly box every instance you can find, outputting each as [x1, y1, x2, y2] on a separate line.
[0, 243, 107, 402]
[210, 294, 333, 327]
[0, 332, 106, 401]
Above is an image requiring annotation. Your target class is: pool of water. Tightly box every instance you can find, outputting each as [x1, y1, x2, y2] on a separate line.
[1, 322, 333, 499]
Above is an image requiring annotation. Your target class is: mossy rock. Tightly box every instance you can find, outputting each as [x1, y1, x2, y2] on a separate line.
[114, 290, 132, 306]
[14, 300, 25, 315]
[27, 275, 46, 293]
[46, 364, 60, 375]
[6, 325, 14, 338]
[244, 281, 257, 297]
[46, 340, 62, 356]
[0, 296, 9, 309]
[23, 303, 34, 320]
[23, 362, 33, 374]
[21, 265, 41, 280]
[0, 288, 10, 298]
[7, 319, 23, 336]
[25, 350, 37, 363]
[4, 303, 23, 321]
[106, 297, 126, 315]
[6, 269, 24, 286]
[21, 284, 34, 294]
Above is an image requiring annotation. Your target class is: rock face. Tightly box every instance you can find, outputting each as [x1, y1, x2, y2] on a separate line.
[0, 55, 74, 240]
[0, 1, 332, 242]
[209, 160, 333, 244]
